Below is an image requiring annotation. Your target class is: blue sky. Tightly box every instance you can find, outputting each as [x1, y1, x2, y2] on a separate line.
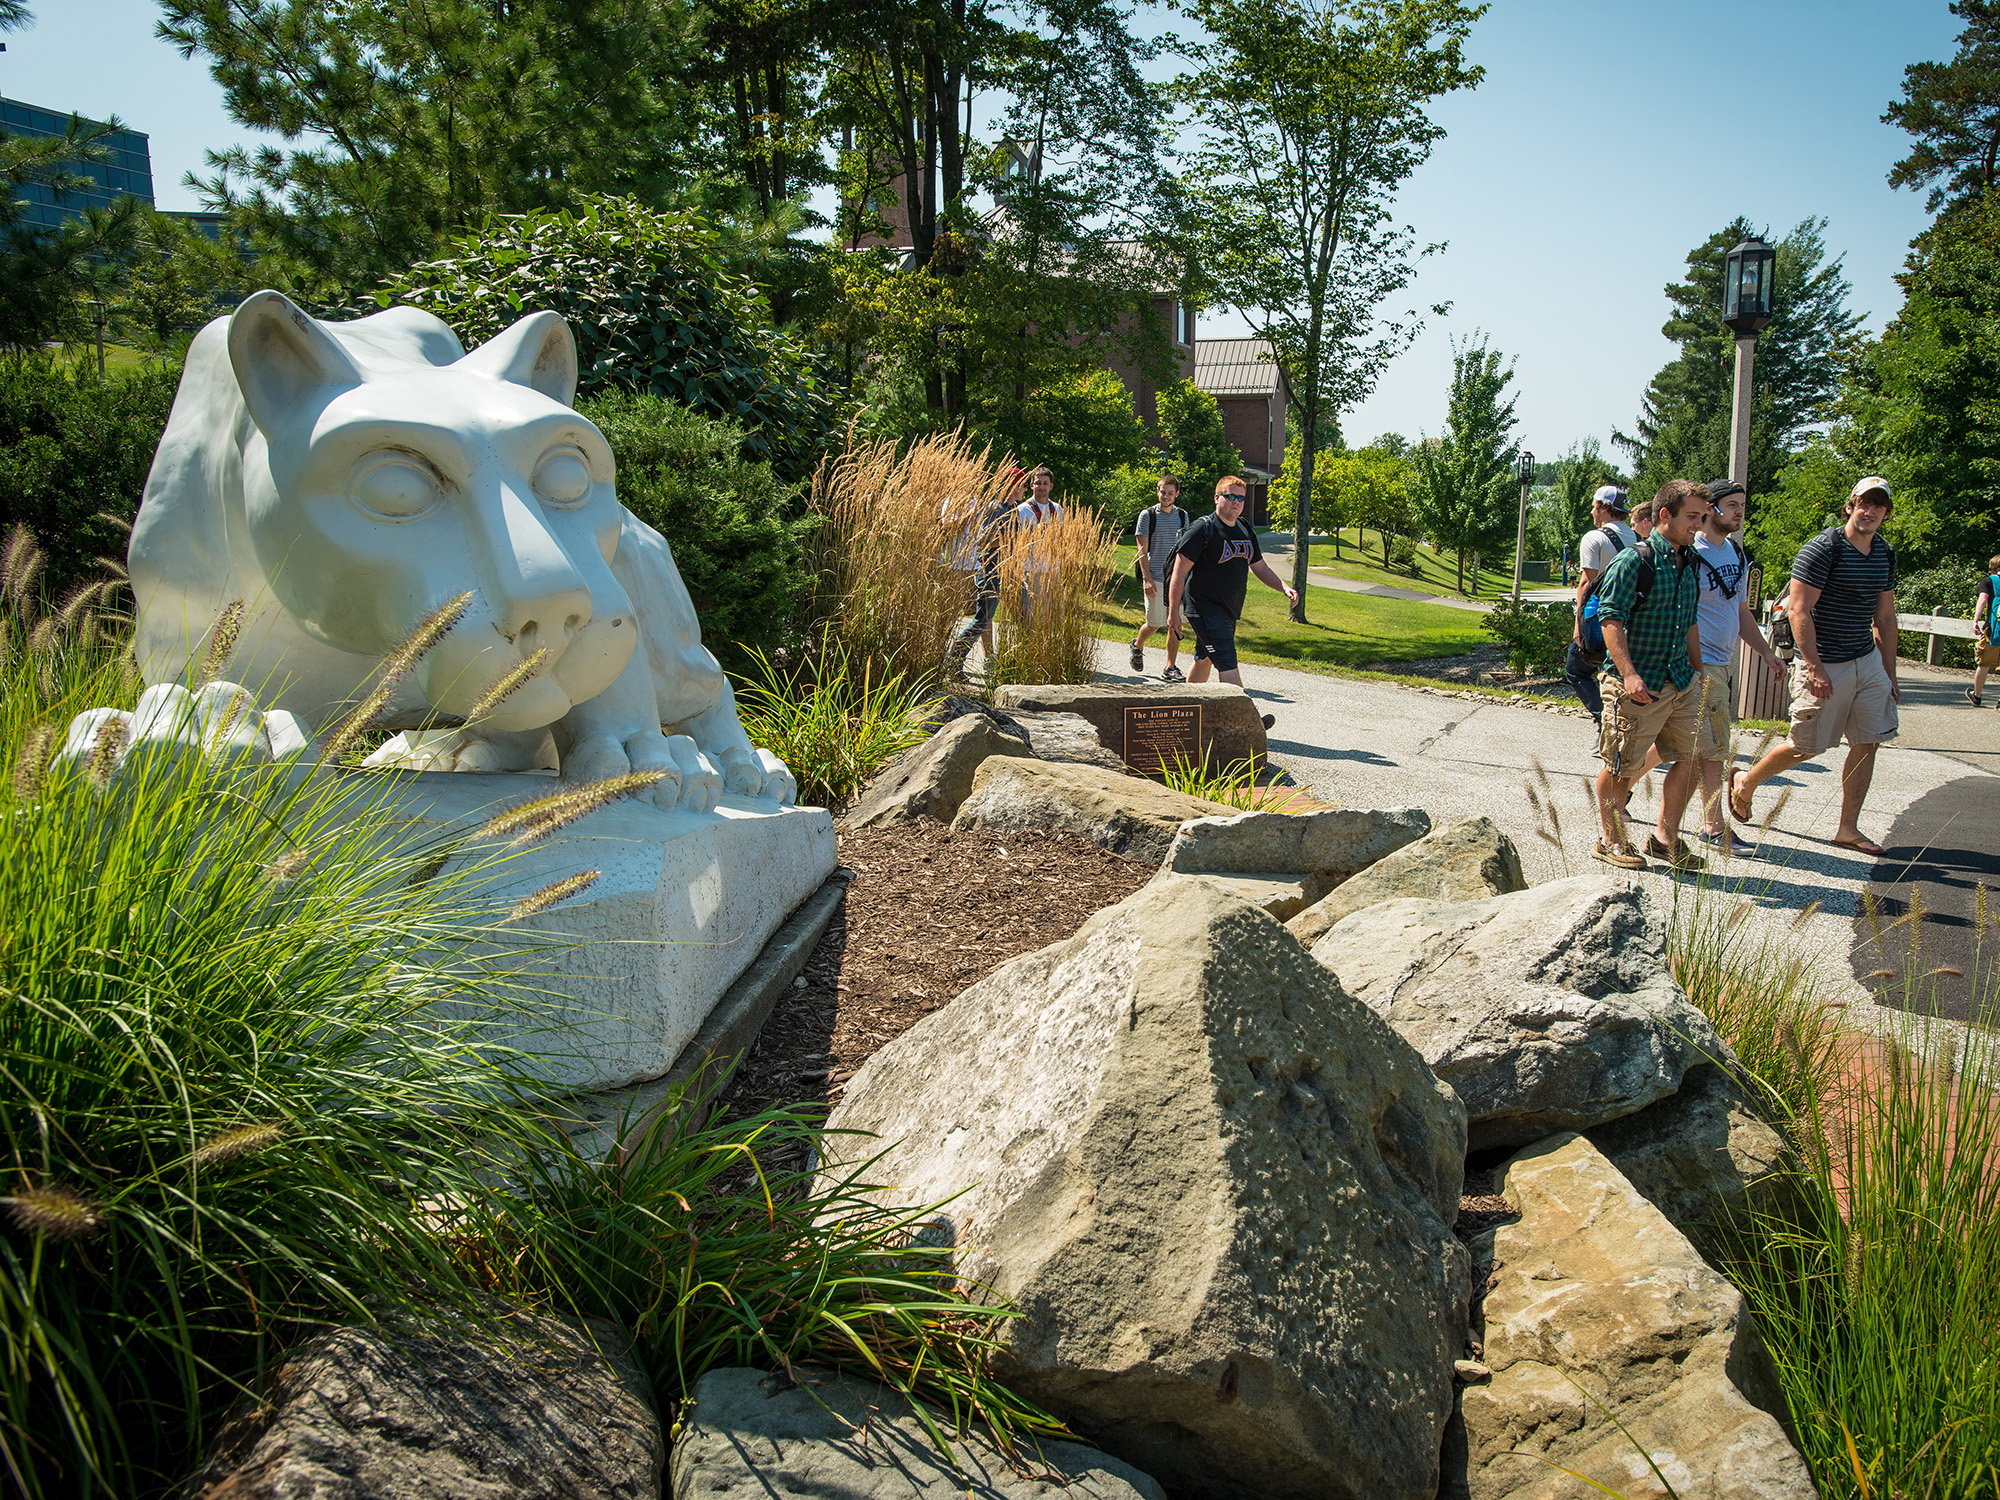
[2, 0, 1962, 462]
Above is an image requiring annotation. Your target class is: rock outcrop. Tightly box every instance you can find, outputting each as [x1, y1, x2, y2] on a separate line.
[1309, 876, 1722, 1150]
[1006, 708, 1134, 773]
[844, 713, 1034, 828]
[1286, 816, 1525, 946]
[950, 757, 1236, 863]
[1447, 1133, 1814, 1500]
[672, 1367, 1166, 1499]
[188, 1310, 661, 1499]
[1587, 1064, 1805, 1241]
[992, 682, 1268, 772]
[823, 877, 1470, 1500]
[1165, 805, 1431, 882]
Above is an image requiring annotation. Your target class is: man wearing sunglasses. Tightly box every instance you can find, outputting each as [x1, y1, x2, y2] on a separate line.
[1730, 477, 1900, 857]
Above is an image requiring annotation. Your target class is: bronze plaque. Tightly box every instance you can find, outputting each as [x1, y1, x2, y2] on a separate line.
[1123, 703, 1204, 775]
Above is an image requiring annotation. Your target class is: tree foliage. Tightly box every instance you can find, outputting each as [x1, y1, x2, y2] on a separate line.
[1884, 1, 2000, 217]
[1173, 0, 1483, 621]
[1525, 436, 1611, 564]
[1013, 370, 1150, 505]
[0, 114, 138, 350]
[113, 209, 253, 351]
[1616, 216, 1864, 505]
[1408, 335, 1519, 594]
[1154, 378, 1242, 506]
[376, 197, 840, 482]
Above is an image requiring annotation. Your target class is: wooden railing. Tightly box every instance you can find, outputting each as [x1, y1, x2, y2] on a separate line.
[1896, 610, 1979, 665]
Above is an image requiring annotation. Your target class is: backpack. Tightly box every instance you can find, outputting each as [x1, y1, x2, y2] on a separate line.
[1578, 539, 1657, 660]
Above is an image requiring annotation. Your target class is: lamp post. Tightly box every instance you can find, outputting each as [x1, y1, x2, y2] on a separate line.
[1722, 237, 1776, 493]
[1511, 449, 1534, 602]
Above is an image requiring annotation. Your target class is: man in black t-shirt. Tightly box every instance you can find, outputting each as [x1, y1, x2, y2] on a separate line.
[1730, 476, 1900, 857]
[1165, 475, 1299, 685]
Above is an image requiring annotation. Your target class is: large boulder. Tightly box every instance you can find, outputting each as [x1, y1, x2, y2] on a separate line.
[1165, 805, 1431, 880]
[1309, 876, 1722, 1151]
[1586, 1064, 1806, 1241]
[1447, 1133, 1813, 1500]
[823, 877, 1471, 1500]
[950, 757, 1236, 864]
[1286, 816, 1525, 946]
[992, 683, 1268, 773]
[672, 1367, 1166, 1499]
[1007, 708, 1133, 773]
[188, 1309, 661, 1499]
[844, 713, 1034, 828]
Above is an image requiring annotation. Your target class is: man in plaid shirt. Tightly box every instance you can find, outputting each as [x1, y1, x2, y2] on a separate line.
[1591, 478, 1712, 872]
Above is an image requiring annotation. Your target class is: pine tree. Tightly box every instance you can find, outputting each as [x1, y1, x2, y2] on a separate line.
[1885, 1, 2000, 217]
[1408, 336, 1520, 596]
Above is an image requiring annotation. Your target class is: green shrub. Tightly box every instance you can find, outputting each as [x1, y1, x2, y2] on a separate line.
[734, 630, 938, 807]
[0, 356, 178, 599]
[1482, 598, 1572, 676]
[375, 196, 842, 482]
[579, 391, 805, 667]
[1389, 535, 1421, 576]
[1894, 562, 1984, 667]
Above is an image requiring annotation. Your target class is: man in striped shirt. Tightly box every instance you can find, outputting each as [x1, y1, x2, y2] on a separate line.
[1729, 477, 1900, 858]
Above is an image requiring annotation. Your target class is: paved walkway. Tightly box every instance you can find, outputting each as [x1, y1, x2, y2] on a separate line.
[1260, 541, 1571, 613]
[1095, 641, 1995, 1046]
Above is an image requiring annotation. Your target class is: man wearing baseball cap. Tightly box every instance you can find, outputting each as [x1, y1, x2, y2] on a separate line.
[1564, 484, 1639, 725]
[1730, 476, 1900, 856]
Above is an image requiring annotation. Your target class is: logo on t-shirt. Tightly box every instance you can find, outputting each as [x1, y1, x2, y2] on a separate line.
[1218, 539, 1255, 563]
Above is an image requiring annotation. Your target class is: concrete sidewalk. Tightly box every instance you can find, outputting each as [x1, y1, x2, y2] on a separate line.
[1098, 640, 1991, 1046]
[1260, 540, 1570, 613]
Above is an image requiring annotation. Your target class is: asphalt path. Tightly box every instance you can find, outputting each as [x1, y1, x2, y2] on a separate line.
[1858, 776, 2000, 1025]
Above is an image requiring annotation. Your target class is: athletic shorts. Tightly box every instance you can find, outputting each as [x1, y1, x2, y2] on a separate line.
[1189, 610, 1239, 673]
[1143, 583, 1184, 631]
[1788, 653, 1898, 755]
[1598, 675, 1699, 778]
[1693, 662, 1734, 762]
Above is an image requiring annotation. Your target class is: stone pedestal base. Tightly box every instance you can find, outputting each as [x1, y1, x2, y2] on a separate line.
[379, 772, 836, 1092]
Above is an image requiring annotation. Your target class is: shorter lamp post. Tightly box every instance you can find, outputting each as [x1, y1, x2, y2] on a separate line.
[87, 299, 107, 379]
[1511, 450, 1535, 602]
[1722, 237, 1776, 494]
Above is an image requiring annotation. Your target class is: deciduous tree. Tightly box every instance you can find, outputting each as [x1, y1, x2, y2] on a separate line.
[1173, 0, 1482, 621]
[1408, 335, 1519, 595]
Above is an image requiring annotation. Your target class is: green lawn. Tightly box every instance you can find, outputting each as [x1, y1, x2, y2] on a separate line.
[1099, 543, 1490, 674]
[1297, 528, 1526, 599]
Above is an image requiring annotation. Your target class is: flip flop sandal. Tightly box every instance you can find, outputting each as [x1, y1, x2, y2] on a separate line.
[1727, 768, 1753, 825]
[1832, 835, 1888, 858]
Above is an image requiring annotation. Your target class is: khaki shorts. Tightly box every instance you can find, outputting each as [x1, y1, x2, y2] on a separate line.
[1979, 638, 1999, 669]
[1598, 674, 1700, 777]
[1143, 584, 1184, 631]
[1693, 662, 1734, 762]
[1788, 653, 1899, 754]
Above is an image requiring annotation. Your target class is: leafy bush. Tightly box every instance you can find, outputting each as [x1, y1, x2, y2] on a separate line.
[1389, 535, 1421, 576]
[0, 355, 178, 598]
[1008, 370, 1149, 506]
[1482, 599, 1573, 676]
[1893, 562, 1984, 667]
[375, 196, 842, 482]
[579, 391, 805, 667]
[733, 631, 938, 808]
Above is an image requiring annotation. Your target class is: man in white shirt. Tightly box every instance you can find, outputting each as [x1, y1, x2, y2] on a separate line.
[1131, 474, 1189, 681]
[1015, 466, 1063, 624]
[1564, 485, 1638, 726]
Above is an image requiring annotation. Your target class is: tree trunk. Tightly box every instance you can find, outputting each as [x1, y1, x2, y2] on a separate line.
[1455, 547, 1465, 595]
[1291, 425, 1314, 624]
[1380, 528, 1391, 568]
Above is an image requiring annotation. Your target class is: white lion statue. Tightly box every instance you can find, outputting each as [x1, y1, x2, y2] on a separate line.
[69, 290, 795, 811]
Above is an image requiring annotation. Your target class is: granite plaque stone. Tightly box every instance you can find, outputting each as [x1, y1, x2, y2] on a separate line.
[1123, 703, 1204, 774]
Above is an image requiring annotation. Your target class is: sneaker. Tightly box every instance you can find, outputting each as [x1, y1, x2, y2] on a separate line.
[1161, 664, 1185, 683]
[1645, 834, 1707, 872]
[1967, 687, 1984, 707]
[1130, 640, 1144, 671]
[1261, 713, 1276, 729]
[1590, 838, 1647, 870]
[1697, 828, 1756, 858]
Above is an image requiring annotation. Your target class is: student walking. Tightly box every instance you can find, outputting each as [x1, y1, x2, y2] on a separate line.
[1131, 475, 1189, 681]
[1166, 475, 1299, 687]
[1730, 477, 1901, 857]
[1588, 479, 1711, 872]
[1015, 466, 1063, 625]
[944, 469, 1025, 677]
[1566, 485, 1638, 726]
[1970, 554, 1999, 707]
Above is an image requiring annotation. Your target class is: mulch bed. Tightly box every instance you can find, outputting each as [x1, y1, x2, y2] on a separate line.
[714, 821, 1152, 1147]
[716, 815, 1511, 1243]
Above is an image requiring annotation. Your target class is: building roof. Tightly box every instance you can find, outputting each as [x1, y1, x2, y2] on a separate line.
[1195, 338, 1284, 398]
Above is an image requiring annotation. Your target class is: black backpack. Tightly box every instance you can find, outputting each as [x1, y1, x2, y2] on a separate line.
[1578, 531, 1655, 658]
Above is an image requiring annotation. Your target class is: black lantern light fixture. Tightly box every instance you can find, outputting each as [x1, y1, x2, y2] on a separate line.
[1722, 238, 1776, 335]
[1518, 451, 1535, 487]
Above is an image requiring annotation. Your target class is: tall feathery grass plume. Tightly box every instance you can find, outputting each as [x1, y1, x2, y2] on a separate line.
[464, 646, 551, 724]
[196, 599, 246, 685]
[506, 871, 600, 922]
[988, 503, 1116, 689]
[473, 772, 668, 845]
[320, 590, 475, 764]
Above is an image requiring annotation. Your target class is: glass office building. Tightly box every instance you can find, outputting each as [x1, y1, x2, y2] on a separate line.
[0, 92, 154, 229]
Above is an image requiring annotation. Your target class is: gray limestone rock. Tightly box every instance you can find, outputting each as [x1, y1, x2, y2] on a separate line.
[844, 713, 1034, 828]
[671, 1367, 1165, 1499]
[1310, 876, 1723, 1151]
[950, 756, 1235, 864]
[1165, 805, 1431, 881]
[1005, 709, 1133, 773]
[1445, 1133, 1813, 1500]
[187, 1308, 661, 1499]
[822, 876, 1471, 1500]
[991, 682, 1268, 772]
[1286, 816, 1526, 946]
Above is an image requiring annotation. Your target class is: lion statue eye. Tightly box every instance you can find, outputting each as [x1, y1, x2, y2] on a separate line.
[534, 449, 592, 508]
[350, 456, 442, 520]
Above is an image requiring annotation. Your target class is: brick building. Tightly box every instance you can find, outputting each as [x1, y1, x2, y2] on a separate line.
[1193, 338, 1288, 523]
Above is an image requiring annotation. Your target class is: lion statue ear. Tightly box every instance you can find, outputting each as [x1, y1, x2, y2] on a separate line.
[457, 312, 579, 408]
[227, 291, 364, 441]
